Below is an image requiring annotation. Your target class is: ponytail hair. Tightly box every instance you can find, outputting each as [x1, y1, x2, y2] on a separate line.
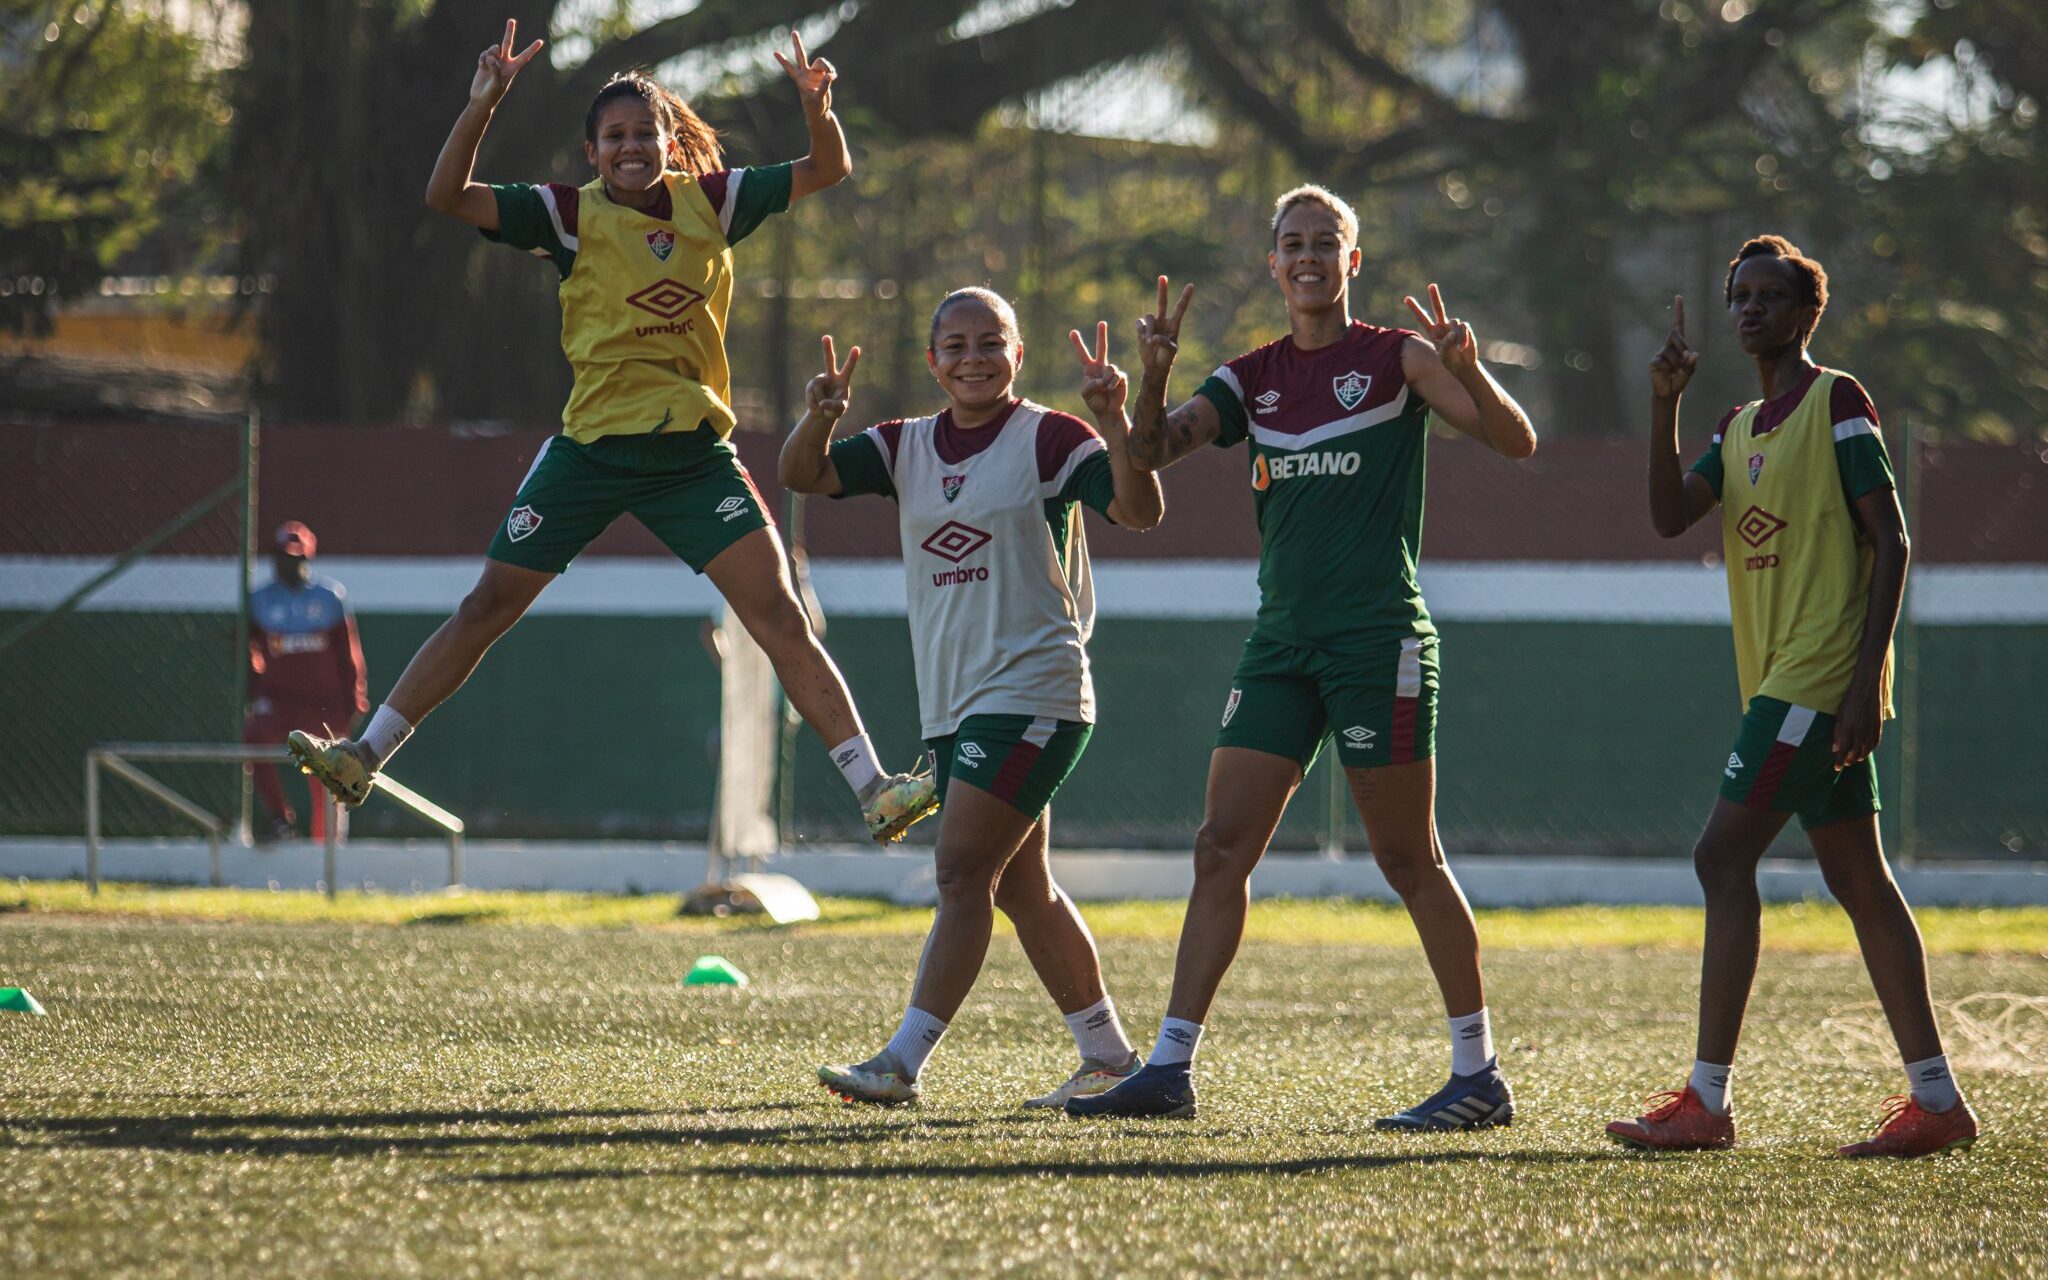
[585, 71, 723, 178]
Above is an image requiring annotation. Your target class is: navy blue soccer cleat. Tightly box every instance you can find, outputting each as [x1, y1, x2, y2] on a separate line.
[1063, 1061, 1198, 1119]
[1373, 1059, 1515, 1131]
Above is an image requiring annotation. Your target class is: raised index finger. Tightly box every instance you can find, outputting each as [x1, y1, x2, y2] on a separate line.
[1403, 295, 1435, 330]
[1428, 282, 1448, 326]
[1095, 320, 1110, 362]
[1156, 275, 1169, 321]
[1673, 295, 1686, 341]
[501, 19, 516, 57]
[821, 334, 838, 375]
[790, 28, 809, 69]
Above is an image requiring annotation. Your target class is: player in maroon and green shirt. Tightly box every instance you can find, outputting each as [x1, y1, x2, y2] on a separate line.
[1069, 186, 1539, 1125]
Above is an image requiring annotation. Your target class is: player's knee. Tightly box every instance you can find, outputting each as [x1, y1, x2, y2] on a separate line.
[1192, 823, 1258, 884]
[1371, 844, 1440, 900]
[933, 857, 999, 907]
[1820, 856, 1891, 918]
[748, 595, 816, 657]
[992, 874, 1054, 920]
[1692, 841, 1757, 901]
[456, 580, 526, 634]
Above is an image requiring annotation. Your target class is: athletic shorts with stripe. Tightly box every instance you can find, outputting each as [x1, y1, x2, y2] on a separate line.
[486, 427, 772, 575]
[1214, 630, 1438, 771]
[1720, 695, 1880, 830]
[926, 714, 1092, 821]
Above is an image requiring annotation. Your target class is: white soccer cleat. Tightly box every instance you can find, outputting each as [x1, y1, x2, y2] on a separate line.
[818, 1054, 921, 1106]
[1022, 1055, 1143, 1109]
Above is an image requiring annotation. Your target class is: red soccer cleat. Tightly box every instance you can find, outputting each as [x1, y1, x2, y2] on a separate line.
[1837, 1095, 1979, 1158]
[1606, 1086, 1736, 1151]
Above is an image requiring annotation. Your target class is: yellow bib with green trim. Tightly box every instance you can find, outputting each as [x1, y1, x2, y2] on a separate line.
[557, 173, 735, 443]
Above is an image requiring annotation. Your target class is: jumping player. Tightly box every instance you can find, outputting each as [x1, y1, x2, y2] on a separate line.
[1608, 236, 1977, 1157]
[1068, 187, 1538, 1124]
[782, 289, 1163, 1106]
[287, 21, 936, 842]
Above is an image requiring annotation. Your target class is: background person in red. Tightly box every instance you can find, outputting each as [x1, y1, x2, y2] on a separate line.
[245, 522, 369, 841]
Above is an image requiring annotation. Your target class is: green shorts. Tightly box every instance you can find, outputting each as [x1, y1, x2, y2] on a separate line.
[1720, 695, 1881, 830]
[926, 714, 1092, 820]
[1215, 630, 1438, 771]
[486, 428, 772, 575]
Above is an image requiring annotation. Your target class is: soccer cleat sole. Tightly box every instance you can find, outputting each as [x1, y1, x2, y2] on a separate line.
[285, 732, 373, 809]
[867, 798, 940, 844]
[1375, 1102, 1514, 1133]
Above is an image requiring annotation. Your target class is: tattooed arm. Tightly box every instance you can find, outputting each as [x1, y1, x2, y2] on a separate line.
[1128, 380, 1222, 472]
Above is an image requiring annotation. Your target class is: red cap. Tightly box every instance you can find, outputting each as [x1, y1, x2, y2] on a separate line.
[273, 521, 317, 558]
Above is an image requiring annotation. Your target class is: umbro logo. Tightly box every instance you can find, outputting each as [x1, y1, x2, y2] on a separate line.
[716, 495, 750, 522]
[1343, 725, 1377, 749]
[1255, 389, 1282, 413]
[1163, 1027, 1193, 1045]
[1085, 1009, 1114, 1029]
[959, 742, 987, 763]
[1725, 752, 1743, 779]
[1458, 1023, 1484, 1040]
[834, 748, 858, 767]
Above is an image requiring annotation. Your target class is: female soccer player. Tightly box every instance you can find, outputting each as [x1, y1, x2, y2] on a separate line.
[1607, 236, 1977, 1156]
[288, 21, 936, 842]
[1068, 186, 1537, 1125]
[782, 289, 1163, 1106]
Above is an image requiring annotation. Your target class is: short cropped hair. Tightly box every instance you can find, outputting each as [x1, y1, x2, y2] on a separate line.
[1724, 235, 1829, 339]
[928, 286, 1021, 351]
[1271, 185, 1359, 249]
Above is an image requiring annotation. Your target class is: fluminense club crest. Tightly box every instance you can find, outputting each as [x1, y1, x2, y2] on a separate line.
[505, 505, 543, 542]
[941, 474, 967, 503]
[645, 229, 676, 261]
[1749, 452, 1765, 484]
[1333, 371, 1371, 411]
[1221, 687, 1242, 727]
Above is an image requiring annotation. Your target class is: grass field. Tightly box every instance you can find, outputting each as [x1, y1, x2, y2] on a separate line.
[4, 885, 2045, 1276]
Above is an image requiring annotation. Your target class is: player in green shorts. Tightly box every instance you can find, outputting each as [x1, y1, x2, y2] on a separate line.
[1069, 187, 1539, 1125]
[1611, 236, 1977, 1157]
[784, 290, 1163, 1107]
[286, 23, 936, 842]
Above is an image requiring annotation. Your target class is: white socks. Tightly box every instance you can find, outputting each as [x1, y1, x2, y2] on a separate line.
[831, 733, 882, 798]
[1448, 1007, 1496, 1077]
[359, 706, 413, 768]
[1149, 1017, 1204, 1067]
[883, 1006, 948, 1080]
[1690, 1060, 1733, 1115]
[1905, 1054, 1960, 1112]
[1063, 996, 1135, 1067]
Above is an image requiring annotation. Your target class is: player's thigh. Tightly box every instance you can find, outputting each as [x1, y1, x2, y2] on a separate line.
[485, 436, 626, 575]
[1346, 757, 1438, 865]
[931, 775, 1045, 895]
[632, 435, 775, 576]
[1213, 632, 1328, 770]
[461, 556, 554, 627]
[991, 815, 1058, 914]
[1197, 747, 1303, 875]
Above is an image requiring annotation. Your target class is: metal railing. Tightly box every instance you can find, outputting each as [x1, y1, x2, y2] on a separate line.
[85, 743, 464, 899]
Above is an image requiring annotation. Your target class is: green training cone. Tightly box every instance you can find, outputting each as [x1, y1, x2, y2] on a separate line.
[684, 955, 749, 987]
[0, 987, 47, 1015]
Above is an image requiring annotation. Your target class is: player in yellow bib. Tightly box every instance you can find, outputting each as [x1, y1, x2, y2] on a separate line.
[288, 20, 937, 843]
[1611, 236, 1977, 1158]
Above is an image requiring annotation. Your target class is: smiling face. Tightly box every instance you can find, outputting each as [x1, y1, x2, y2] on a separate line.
[1269, 201, 1360, 314]
[927, 297, 1021, 418]
[584, 97, 667, 194]
[1727, 255, 1817, 357]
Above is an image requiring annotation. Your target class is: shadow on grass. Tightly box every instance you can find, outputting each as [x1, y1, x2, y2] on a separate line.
[5, 1103, 990, 1158]
[458, 1148, 1630, 1185]
[406, 910, 503, 926]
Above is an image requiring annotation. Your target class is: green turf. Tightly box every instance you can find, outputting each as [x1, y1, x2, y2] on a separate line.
[3, 896, 2044, 1276]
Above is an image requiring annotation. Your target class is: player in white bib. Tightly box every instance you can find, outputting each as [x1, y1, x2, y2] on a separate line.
[781, 288, 1164, 1107]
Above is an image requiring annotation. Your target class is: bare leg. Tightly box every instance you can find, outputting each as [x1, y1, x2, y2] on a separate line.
[1693, 799, 1794, 1064]
[703, 527, 863, 748]
[993, 813, 1108, 1015]
[904, 781, 1040, 1023]
[1348, 758, 1483, 1017]
[381, 559, 554, 724]
[1162, 748, 1302, 1025]
[1809, 815, 1944, 1063]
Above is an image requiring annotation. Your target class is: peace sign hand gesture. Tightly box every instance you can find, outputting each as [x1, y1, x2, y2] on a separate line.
[805, 335, 860, 421]
[1070, 321, 1128, 423]
[773, 29, 837, 117]
[1135, 275, 1195, 381]
[1404, 283, 1478, 378]
[1649, 295, 1699, 401]
[471, 19, 545, 110]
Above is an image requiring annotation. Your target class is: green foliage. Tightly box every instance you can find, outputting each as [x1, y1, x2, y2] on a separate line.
[0, 1, 229, 334]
